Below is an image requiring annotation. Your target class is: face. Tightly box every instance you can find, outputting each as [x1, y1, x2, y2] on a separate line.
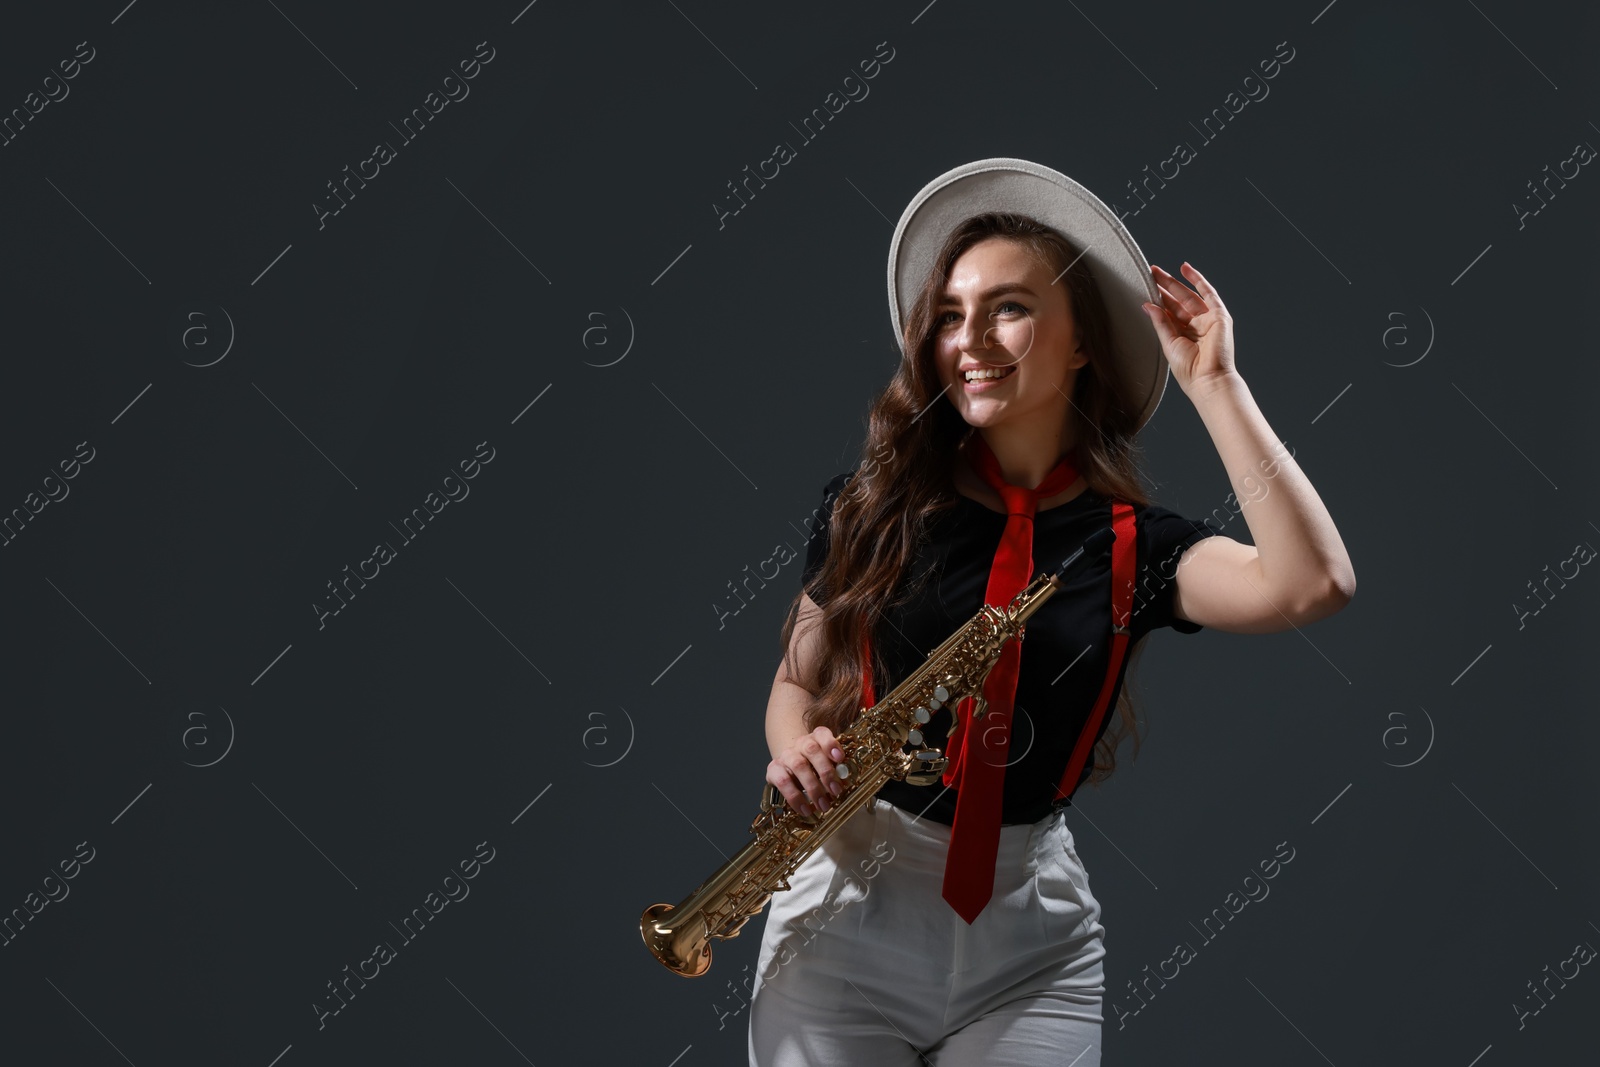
[932, 237, 1088, 431]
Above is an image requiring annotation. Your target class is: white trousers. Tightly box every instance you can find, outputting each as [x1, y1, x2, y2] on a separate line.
[748, 795, 1106, 1066]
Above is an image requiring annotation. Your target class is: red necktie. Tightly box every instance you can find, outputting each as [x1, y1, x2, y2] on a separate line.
[940, 434, 1080, 923]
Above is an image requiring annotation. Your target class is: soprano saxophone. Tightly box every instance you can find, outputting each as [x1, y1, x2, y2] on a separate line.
[639, 526, 1113, 977]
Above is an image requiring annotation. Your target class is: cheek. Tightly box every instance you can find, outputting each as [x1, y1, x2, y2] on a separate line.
[1001, 320, 1039, 357]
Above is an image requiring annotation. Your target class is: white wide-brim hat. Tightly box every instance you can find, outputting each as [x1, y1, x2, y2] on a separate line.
[887, 157, 1169, 431]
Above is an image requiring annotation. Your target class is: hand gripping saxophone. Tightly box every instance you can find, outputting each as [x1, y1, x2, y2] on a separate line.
[639, 526, 1114, 977]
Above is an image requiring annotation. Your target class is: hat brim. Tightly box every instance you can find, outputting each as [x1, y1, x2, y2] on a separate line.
[887, 157, 1169, 431]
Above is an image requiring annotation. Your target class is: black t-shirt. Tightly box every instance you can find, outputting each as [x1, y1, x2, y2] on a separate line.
[801, 469, 1219, 825]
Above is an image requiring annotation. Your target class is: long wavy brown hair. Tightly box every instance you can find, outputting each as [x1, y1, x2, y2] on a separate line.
[778, 210, 1165, 790]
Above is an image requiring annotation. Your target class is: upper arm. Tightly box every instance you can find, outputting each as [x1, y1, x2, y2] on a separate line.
[774, 592, 827, 694]
[779, 471, 851, 689]
[1170, 535, 1332, 634]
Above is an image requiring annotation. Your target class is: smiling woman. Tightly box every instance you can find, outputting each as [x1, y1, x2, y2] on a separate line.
[744, 157, 1354, 1066]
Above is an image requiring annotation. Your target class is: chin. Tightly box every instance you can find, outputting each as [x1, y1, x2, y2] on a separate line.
[957, 408, 1003, 428]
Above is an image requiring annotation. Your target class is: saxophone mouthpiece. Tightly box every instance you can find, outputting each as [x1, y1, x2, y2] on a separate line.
[1054, 526, 1115, 579]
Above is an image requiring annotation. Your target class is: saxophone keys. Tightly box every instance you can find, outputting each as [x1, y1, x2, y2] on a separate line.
[914, 706, 931, 724]
[907, 728, 923, 746]
[905, 750, 949, 785]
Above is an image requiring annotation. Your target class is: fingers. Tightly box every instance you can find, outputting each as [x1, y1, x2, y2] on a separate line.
[1153, 262, 1199, 301]
[1141, 300, 1179, 347]
[1179, 261, 1226, 309]
[1154, 283, 1196, 327]
[767, 761, 812, 817]
[798, 729, 845, 808]
[769, 727, 848, 818]
[811, 727, 847, 794]
[1155, 262, 1229, 321]
[1150, 264, 1207, 320]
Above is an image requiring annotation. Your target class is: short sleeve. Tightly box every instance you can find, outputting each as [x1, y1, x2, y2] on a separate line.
[1131, 504, 1220, 636]
[799, 471, 853, 604]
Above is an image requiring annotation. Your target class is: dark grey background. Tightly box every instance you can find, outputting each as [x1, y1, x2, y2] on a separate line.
[2, 1, 1594, 1064]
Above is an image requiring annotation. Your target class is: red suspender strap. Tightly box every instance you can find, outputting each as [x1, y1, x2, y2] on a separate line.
[1052, 500, 1137, 802]
[861, 645, 876, 709]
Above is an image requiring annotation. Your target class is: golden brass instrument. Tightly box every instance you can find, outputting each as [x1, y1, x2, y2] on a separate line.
[639, 527, 1113, 977]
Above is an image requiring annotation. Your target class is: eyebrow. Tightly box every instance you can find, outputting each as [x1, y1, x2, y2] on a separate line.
[937, 284, 1038, 306]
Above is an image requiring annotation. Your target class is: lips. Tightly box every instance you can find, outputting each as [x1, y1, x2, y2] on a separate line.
[961, 365, 1017, 384]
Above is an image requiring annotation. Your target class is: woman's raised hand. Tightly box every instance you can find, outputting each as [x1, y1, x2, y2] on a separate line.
[767, 726, 850, 818]
[1142, 262, 1238, 396]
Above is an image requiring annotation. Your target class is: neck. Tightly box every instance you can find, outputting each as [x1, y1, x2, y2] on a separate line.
[971, 422, 1077, 489]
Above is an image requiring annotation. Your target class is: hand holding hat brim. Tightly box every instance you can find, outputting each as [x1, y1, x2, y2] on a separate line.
[1141, 262, 1238, 398]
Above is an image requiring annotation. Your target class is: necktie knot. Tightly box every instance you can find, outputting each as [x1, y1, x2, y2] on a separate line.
[997, 485, 1039, 517]
[967, 434, 1082, 512]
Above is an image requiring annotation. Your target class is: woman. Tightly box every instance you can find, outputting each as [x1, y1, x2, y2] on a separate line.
[747, 159, 1354, 1066]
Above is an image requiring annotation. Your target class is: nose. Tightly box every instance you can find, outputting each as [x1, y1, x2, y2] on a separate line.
[955, 309, 995, 352]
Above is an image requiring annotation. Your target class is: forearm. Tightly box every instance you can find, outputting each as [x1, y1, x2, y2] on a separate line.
[765, 679, 815, 761]
[1189, 372, 1356, 607]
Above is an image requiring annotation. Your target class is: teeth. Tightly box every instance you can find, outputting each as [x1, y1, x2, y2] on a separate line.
[964, 367, 1014, 381]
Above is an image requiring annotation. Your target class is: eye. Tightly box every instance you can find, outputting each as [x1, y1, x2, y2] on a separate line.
[939, 301, 1026, 326]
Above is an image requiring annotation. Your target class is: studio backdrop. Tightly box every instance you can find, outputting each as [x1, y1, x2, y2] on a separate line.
[1, 1, 1594, 1064]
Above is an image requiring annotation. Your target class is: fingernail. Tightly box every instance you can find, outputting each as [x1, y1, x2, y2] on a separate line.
[816, 798, 830, 813]
[829, 781, 843, 796]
